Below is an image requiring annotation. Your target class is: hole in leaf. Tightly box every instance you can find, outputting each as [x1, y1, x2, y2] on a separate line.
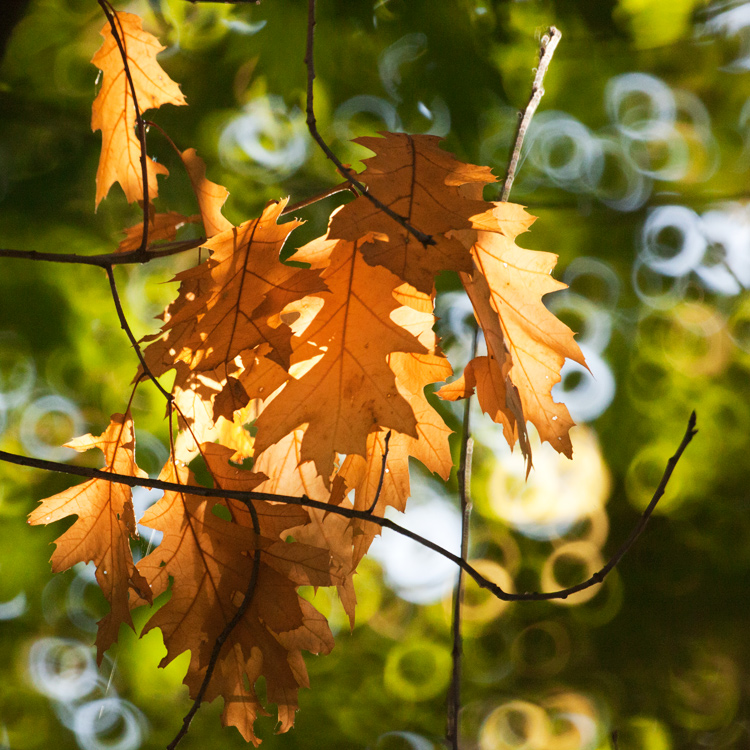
[212, 503, 232, 522]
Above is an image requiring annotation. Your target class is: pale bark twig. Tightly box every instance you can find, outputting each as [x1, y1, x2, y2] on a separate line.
[446, 326, 478, 750]
[501, 27, 562, 202]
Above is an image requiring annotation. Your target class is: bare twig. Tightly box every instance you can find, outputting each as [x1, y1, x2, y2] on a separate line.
[283, 182, 357, 215]
[105, 266, 173, 403]
[447, 326, 478, 749]
[3, 412, 698, 604]
[97, 0, 150, 253]
[367, 430, 392, 514]
[0, 239, 205, 267]
[501, 27, 562, 202]
[304, 0, 433, 248]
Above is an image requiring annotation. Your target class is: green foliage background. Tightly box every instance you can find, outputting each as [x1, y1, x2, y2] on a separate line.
[1, 0, 750, 748]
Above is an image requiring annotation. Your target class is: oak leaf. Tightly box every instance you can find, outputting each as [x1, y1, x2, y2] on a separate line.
[439, 202, 586, 462]
[164, 200, 325, 372]
[328, 132, 495, 293]
[341, 349, 453, 565]
[181, 148, 233, 237]
[117, 209, 199, 252]
[91, 11, 186, 207]
[136, 452, 336, 742]
[253, 432, 357, 624]
[27, 412, 151, 662]
[253, 235, 429, 480]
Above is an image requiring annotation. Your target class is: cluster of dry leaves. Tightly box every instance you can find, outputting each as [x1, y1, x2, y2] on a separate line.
[28, 11, 584, 744]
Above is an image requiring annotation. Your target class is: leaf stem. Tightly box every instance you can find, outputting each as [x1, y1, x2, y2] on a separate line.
[166, 460, 263, 750]
[367, 430, 392, 514]
[282, 182, 357, 215]
[501, 26, 562, 202]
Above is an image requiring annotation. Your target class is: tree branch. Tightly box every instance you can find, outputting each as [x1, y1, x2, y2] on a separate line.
[501, 26, 562, 202]
[4, 412, 696, 603]
[304, 0, 434, 248]
[105, 266, 173, 403]
[0, 239, 206, 267]
[446, 326, 478, 749]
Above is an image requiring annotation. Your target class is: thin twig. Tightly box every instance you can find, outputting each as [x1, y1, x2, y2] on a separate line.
[447, 326, 478, 750]
[105, 266, 173, 403]
[367, 431, 392, 514]
[282, 182, 357, 215]
[97, 0, 150, 252]
[4, 412, 697, 603]
[144, 118, 356, 222]
[0, 239, 206, 267]
[501, 27, 562, 202]
[304, 0, 433, 247]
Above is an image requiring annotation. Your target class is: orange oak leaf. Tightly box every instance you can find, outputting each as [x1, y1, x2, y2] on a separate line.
[253, 432, 358, 624]
[181, 148, 233, 237]
[439, 202, 586, 462]
[117, 210, 199, 252]
[136, 456, 337, 743]
[253, 235, 429, 480]
[172, 380, 256, 463]
[27, 412, 151, 662]
[341, 349, 453, 565]
[91, 11, 186, 207]
[328, 132, 495, 293]
[164, 200, 325, 372]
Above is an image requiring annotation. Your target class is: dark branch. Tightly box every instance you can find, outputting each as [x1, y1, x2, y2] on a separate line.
[105, 266, 173, 403]
[304, 0, 434, 248]
[501, 27, 562, 202]
[0, 239, 206, 267]
[283, 182, 357, 215]
[3, 412, 697, 603]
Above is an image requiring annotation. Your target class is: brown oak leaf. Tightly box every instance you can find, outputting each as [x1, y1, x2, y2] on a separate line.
[164, 200, 325, 372]
[136, 455, 336, 743]
[181, 147, 233, 237]
[117, 210, 199, 253]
